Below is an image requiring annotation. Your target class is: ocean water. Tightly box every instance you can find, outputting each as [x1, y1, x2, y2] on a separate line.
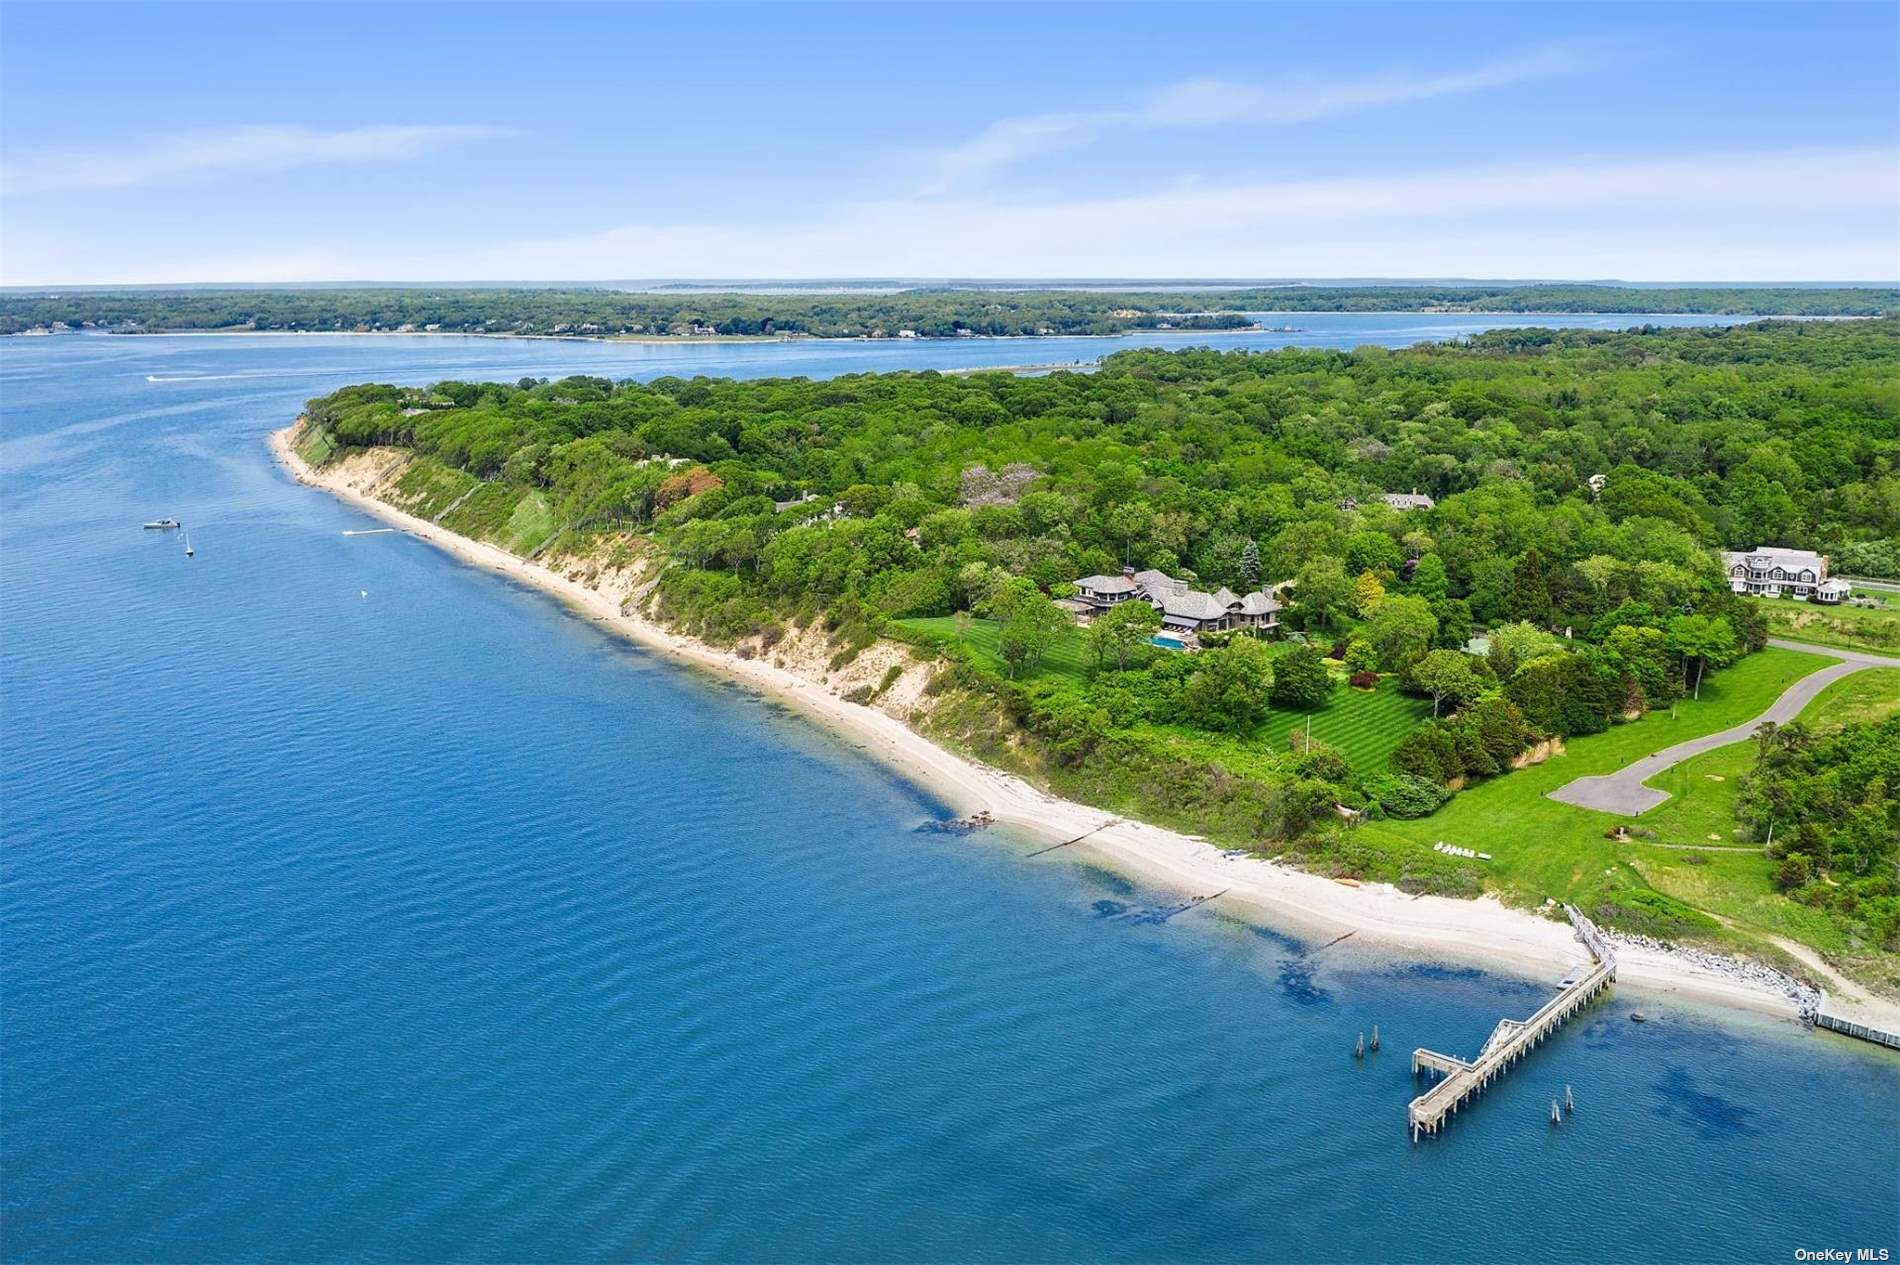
[3, 323, 1895, 1263]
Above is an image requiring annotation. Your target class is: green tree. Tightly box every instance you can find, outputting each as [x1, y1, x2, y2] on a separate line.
[1362, 594, 1438, 671]
[1343, 637, 1380, 673]
[1269, 644, 1335, 709]
[1345, 530, 1404, 577]
[1409, 552, 1449, 601]
[1665, 614, 1737, 699]
[1409, 648, 1483, 718]
[1088, 599, 1161, 671]
[1488, 620, 1566, 679]
[981, 579, 1063, 673]
[1294, 555, 1351, 629]
[1182, 637, 1275, 734]
[1507, 548, 1553, 624]
[1604, 624, 1672, 704]
[996, 591, 1070, 677]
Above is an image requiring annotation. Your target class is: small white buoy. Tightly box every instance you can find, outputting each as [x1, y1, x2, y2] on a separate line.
[360, 590, 368, 598]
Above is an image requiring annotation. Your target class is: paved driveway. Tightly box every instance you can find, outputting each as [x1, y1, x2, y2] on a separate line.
[1545, 640, 1900, 816]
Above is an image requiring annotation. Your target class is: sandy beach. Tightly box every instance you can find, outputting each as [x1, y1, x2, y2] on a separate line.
[271, 424, 1900, 1031]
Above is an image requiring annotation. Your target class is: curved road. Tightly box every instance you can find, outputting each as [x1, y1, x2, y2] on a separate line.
[1547, 639, 1900, 816]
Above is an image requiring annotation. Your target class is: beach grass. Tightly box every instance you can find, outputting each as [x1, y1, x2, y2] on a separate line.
[389, 457, 481, 520]
[294, 425, 336, 468]
[501, 492, 558, 554]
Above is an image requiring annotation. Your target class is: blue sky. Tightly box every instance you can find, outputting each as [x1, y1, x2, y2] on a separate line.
[2, 1, 1895, 284]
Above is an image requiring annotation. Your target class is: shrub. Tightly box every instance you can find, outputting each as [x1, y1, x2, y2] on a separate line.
[1270, 644, 1336, 709]
[1363, 772, 1453, 819]
[1348, 670, 1379, 689]
[1343, 638, 1380, 673]
[1293, 745, 1353, 787]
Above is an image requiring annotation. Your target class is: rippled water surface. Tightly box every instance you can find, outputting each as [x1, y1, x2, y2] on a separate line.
[4, 324, 1895, 1263]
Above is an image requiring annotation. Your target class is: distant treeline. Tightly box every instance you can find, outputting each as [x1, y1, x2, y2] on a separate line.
[3, 283, 1894, 338]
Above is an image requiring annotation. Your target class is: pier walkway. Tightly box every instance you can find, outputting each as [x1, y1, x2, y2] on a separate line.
[1407, 907, 1615, 1141]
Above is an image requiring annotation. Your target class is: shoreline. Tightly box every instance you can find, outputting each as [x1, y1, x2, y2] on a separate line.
[13, 310, 1837, 345]
[269, 424, 1891, 1030]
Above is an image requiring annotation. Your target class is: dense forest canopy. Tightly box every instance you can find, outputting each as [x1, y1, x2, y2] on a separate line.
[299, 317, 1900, 943]
[5, 283, 1895, 337]
[306, 318, 1900, 588]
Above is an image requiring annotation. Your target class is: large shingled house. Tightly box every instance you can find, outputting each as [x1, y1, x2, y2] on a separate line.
[1069, 567, 1281, 638]
[1721, 547, 1850, 603]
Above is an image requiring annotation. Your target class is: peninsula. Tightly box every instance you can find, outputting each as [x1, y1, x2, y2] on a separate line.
[276, 318, 1900, 1027]
[7, 281, 1896, 338]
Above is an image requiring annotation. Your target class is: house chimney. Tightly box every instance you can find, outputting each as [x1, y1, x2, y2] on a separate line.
[1121, 565, 1135, 577]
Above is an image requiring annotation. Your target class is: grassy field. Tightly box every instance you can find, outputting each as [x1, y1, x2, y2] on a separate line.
[894, 615, 1091, 682]
[1257, 679, 1431, 769]
[893, 617, 1429, 769]
[1624, 667, 1900, 971]
[1757, 593, 1900, 655]
[1362, 646, 1841, 941]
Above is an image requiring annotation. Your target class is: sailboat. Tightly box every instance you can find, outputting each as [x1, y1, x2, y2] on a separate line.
[183, 530, 194, 558]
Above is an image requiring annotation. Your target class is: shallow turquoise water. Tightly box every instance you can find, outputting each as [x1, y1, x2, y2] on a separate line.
[4, 323, 1895, 1262]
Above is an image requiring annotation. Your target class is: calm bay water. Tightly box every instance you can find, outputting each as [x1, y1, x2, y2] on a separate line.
[4, 319, 1895, 1263]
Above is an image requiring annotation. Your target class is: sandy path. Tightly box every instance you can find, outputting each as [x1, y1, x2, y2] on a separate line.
[271, 427, 1891, 1027]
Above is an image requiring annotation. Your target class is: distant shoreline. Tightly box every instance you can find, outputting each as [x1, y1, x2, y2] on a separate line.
[270, 421, 1855, 1028]
[11, 311, 1843, 343]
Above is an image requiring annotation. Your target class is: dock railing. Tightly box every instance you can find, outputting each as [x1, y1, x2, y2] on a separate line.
[1406, 906, 1615, 1141]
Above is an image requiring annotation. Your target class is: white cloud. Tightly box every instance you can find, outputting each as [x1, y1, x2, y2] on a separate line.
[920, 44, 1606, 192]
[0, 124, 516, 196]
[9, 147, 1895, 285]
[437, 147, 1900, 281]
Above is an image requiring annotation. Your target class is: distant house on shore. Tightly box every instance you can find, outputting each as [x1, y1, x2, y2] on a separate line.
[1380, 489, 1436, 512]
[1070, 567, 1281, 638]
[1721, 547, 1849, 602]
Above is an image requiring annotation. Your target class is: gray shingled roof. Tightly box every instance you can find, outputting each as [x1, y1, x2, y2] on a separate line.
[1071, 566, 1279, 625]
[1075, 573, 1138, 595]
[1722, 548, 1824, 573]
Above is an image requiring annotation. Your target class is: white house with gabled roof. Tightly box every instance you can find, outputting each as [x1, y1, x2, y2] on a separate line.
[1721, 547, 1849, 602]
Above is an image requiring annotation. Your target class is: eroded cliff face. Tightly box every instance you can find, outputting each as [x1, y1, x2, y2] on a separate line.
[285, 444, 944, 728]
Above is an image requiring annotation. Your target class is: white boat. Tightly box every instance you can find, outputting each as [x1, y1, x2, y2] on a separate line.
[143, 518, 181, 530]
[183, 530, 194, 558]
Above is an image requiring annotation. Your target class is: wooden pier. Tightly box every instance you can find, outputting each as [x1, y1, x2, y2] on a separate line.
[1407, 906, 1615, 1142]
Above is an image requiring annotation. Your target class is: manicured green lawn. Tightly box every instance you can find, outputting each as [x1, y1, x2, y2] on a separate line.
[1757, 594, 1900, 655]
[895, 616, 1090, 682]
[1635, 666, 1900, 847]
[1363, 645, 1839, 940]
[1625, 665, 1900, 956]
[1257, 678, 1430, 770]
